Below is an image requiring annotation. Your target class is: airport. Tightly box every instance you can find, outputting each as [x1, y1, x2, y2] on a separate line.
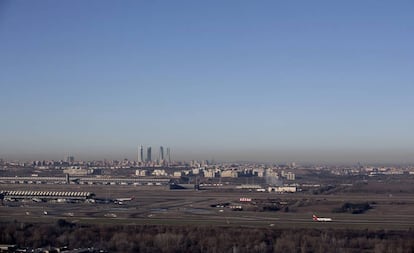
[1, 154, 414, 252]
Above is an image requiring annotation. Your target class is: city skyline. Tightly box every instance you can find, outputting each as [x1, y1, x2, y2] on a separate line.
[1, 145, 413, 165]
[1, 1, 413, 163]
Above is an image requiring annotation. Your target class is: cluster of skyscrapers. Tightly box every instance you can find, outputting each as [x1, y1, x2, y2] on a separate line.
[138, 145, 171, 164]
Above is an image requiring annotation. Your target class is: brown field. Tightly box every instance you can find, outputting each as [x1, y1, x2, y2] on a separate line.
[1, 183, 413, 230]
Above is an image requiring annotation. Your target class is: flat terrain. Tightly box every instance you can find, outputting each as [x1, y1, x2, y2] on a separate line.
[1, 183, 413, 230]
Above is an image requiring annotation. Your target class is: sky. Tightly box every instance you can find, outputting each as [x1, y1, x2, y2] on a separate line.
[0, 0, 413, 164]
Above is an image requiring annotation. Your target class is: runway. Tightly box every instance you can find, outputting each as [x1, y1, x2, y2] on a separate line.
[1, 186, 413, 230]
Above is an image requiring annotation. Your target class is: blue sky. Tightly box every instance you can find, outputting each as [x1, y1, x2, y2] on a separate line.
[1, 0, 413, 163]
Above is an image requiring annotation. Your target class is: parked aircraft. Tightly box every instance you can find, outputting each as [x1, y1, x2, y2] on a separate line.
[114, 197, 134, 205]
[312, 214, 332, 222]
[32, 198, 43, 203]
[116, 197, 134, 202]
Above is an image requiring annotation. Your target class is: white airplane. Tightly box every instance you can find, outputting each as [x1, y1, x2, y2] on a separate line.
[114, 197, 134, 205]
[313, 214, 332, 222]
[115, 197, 134, 202]
[32, 198, 43, 203]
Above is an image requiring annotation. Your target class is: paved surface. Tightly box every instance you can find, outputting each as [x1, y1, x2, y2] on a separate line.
[1, 184, 413, 230]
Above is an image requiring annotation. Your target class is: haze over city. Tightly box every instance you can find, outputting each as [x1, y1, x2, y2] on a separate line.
[1, 1, 413, 163]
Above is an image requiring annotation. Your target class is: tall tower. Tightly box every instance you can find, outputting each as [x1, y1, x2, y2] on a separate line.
[146, 146, 152, 162]
[166, 147, 171, 163]
[138, 145, 144, 163]
[159, 146, 164, 161]
[65, 155, 75, 164]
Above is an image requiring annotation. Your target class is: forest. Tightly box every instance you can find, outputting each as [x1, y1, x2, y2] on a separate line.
[1, 220, 413, 253]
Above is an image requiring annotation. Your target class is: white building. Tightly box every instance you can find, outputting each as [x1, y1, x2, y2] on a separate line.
[268, 186, 296, 193]
[286, 172, 295, 180]
[203, 170, 215, 178]
[63, 167, 93, 176]
[152, 169, 168, 177]
[135, 169, 148, 177]
[221, 170, 238, 178]
[173, 171, 183, 177]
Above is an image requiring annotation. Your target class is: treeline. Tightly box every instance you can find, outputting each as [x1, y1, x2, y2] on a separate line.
[333, 202, 373, 214]
[1, 220, 413, 253]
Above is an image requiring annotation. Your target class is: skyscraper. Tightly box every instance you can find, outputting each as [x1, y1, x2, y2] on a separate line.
[65, 155, 75, 164]
[159, 146, 164, 161]
[138, 145, 144, 163]
[146, 146, 152, 162]
[166, 147, 171, 163]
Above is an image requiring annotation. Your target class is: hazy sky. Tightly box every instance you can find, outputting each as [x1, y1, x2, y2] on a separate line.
[1, 1, 413, 163]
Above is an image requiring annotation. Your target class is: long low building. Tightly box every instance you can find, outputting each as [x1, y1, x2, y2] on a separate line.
[0, 176, 171, 185]
[79, 177, 170, 185]
[0, 190, 95, 201]
[267, 186, 297, 193]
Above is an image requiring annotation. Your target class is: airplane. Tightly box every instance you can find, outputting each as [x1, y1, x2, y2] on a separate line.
[114, 197, 134, 205]
[32, 198, 43, 203]
[312, 214, 332, 222]
[115, 197, 134, 202]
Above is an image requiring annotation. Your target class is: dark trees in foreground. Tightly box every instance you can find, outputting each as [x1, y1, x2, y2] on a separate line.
[0, 220, 413, 253]
[332, 202, 373, 214]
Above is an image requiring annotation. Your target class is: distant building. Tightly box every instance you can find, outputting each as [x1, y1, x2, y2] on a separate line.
[255, 168, 265, 177]
[221, 170, 238, 178]
[63, 166, 93, 176]
[265, 169, 281, 185]
[268, 186, 296, 193]
[203, 169, 215, 178]
[166, 147, 171, 163]
[173, 171, 183, 177]
[135, 169, 148, 177]
[236, 184, 261, 189]
[159, 146, 164, 161]
[152, 169, 167, 176]
[281, 170, 295, 180]
[65, 156, 75, 164]
[286, 172, 295, 180]
[138, 145, 144, 163]
[146, 147, 152, 162]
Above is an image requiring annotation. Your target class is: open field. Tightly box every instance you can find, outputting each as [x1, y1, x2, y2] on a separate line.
[1, 184, 413, 230]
